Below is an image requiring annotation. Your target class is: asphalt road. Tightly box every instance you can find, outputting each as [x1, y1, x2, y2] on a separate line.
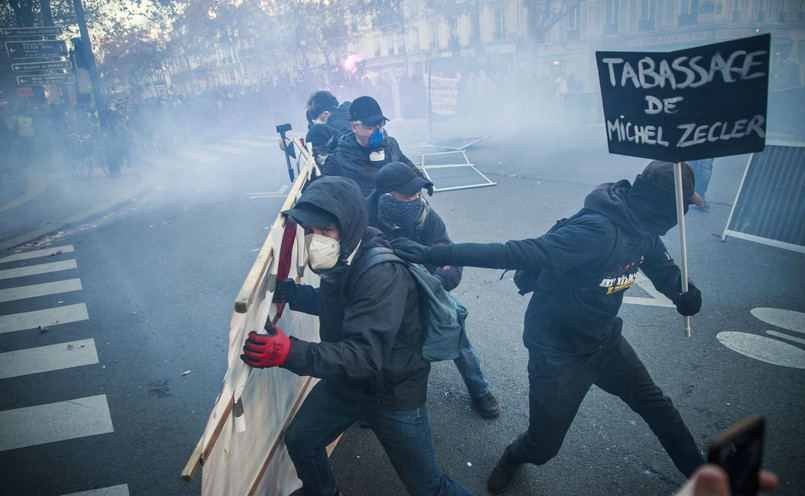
[0, 123, 802, 495]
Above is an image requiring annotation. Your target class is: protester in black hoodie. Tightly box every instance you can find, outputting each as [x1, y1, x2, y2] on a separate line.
[392, 161, 706, 494]
[367, 161, 500, 419]
[241, 176, 473, 496]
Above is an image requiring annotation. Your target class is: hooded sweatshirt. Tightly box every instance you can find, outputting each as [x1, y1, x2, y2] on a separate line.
[422, 180, 685, 354]
[281, 176, 430, 410]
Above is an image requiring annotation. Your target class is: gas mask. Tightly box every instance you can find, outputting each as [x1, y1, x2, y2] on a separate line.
[305, 233, 341, 270]
[377, 193, 425, 229]
[368, 128, 386, 149]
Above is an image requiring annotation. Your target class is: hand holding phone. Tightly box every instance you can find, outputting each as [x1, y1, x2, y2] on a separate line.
[706, 414, 765, 496]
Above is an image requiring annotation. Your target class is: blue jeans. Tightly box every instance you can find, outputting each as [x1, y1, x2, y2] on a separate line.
[689, 158, 714, 199]
[285, 381, 474, 496]
[453, 343, 490, 398]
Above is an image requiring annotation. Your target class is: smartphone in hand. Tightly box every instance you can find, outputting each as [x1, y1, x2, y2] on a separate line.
[706, 414, 765, 496]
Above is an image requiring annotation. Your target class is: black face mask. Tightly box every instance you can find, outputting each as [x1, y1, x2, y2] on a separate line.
[626, 175, 687, 235]
[377, 194, 424, 229]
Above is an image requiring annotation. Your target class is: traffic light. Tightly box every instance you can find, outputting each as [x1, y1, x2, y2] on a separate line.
[71, 37, 90, 70]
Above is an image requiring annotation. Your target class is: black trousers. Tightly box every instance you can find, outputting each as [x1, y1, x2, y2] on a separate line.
[509, 318, 704, 477]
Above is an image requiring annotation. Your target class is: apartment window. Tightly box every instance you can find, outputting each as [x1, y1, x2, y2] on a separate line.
[604, 0, 619, 35]
[679, 0, 699, 26]
[494, 8, 505, 41]
[639, 0, 656, 31]
[430, 22, 438, 49]
[470, 12, 480, 43]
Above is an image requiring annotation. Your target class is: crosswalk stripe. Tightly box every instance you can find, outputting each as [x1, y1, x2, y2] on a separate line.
[0, 338, 98, 380]
[0, 303, 89, 334]
[0, 279, 82, 303]
[0, 245, 74, 264]
[0, 394, 114, 452]
[0, 259, 77, 280]
[63, 484, 130, 496]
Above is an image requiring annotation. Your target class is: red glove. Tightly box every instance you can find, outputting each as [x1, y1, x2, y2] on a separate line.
[240, 324, 291, 368]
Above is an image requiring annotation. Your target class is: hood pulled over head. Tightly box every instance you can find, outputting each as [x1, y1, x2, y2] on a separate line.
[284, 176, 368, 258]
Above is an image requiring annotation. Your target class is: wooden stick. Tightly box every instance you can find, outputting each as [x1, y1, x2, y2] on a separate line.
[181, 437, 204, 482]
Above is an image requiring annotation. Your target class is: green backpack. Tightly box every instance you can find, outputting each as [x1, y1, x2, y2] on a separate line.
[349, 246, 469, 362]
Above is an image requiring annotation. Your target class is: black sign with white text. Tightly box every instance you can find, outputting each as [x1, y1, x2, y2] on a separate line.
[596, 34, 770, 162]
[5, 39, 68, 60]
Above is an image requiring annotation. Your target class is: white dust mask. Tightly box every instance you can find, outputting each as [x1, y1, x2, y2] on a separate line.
[305, 233, 341, 270]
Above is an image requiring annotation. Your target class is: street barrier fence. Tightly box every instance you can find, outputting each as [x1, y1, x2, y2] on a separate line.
[183, 140, 329, 494]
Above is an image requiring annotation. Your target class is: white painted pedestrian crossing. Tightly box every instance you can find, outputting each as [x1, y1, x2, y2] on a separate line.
[0, 338, 98, 379]
[0, 246, 129, 490]
[0, 245, 74, 263]
[0, 303, 89, 334]
[0, 259, 77, 280]
[0, 278, 82, 303]
[63, 484, 130, 496]
[0, 394, 114, 451]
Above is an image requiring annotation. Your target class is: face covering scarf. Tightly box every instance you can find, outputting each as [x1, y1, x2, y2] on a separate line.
[377, 193, 425, 229]
[305, 233, 341, 270]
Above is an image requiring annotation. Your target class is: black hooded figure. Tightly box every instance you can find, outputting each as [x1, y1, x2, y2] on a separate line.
[241, 176, 474, 496]
[391, 161, 706, 494]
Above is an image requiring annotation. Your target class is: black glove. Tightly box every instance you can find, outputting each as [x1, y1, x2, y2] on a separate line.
[391, 237, 430, 263]
[673, 283, 702, 316]
[272, 278, 297, 305]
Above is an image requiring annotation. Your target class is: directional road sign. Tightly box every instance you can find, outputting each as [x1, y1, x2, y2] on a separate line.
[1, 27, 63, 38]
[16, 73, 76, 86]
[5, 40, 67, 60]
[11, 60, 72, 72]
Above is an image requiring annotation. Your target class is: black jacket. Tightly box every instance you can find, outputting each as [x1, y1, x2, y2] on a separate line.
[322, 130, 418, 196]
[282, 178, 430, 410]
[366, 193, 463, 291]
[424, 180, 687, 354]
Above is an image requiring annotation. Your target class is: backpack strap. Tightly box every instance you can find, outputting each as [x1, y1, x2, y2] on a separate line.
[347, 246, 405, 293]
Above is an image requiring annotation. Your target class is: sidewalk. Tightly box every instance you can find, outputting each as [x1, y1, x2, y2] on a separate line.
[0, 164, 153, 254]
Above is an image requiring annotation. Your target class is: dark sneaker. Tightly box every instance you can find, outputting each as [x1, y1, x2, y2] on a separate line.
[472, 392, 500, 419]
[487, 447, 522, 494]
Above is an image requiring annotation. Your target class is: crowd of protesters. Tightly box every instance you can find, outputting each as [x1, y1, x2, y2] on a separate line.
[0, 63, 589, 184]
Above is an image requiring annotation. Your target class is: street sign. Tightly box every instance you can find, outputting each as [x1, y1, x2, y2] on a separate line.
[16, 73, 76, 86]
[1, 26, 63, 38]
[11, 60, 72, 72]
[5, 40, 67, 60]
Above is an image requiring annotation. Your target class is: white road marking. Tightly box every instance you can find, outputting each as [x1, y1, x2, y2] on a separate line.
[0, 245, 74, 264]
[62, 484, 130, 496]
[0, 303, 89, 334]
[248, 184, 289, 198]
[766, 330, 805, 346]
[750, 308, 805, 334]
[0, 279, 82, 303]
[0, 259, 77, 280]
[622, 276, 675, 307]
[0, 339, 98, 379]
[0, 395, 114, 451]
[716, 331, 805, 369]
